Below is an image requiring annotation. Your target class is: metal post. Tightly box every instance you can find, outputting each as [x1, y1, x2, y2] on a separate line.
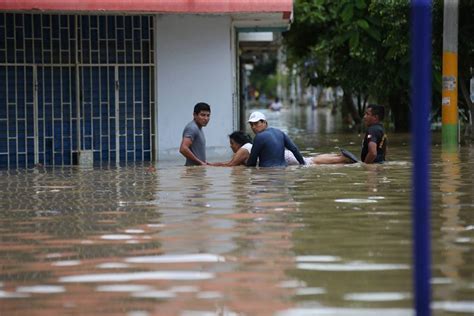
[441, 0, 459, 146]
[33, 65, 39, 165]
[411, 1, 432, 315]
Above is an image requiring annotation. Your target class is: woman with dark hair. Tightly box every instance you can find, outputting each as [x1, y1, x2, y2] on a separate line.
[208, 131, 253, 166]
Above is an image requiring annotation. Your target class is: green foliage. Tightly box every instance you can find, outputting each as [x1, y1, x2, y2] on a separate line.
[283, 0, 474, 129]
[284, 0, 391, 97]
[249, 59, 278, 99]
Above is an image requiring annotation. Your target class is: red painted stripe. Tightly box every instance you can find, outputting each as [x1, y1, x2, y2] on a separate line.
[0, 0, 292, 14]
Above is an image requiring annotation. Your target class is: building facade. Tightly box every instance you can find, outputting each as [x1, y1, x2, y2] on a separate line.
[0, 0, 292, 168]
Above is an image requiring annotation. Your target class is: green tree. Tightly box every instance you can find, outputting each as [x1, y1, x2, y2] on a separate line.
[284, 0, 473, 132]
[249, 58, 278, 101]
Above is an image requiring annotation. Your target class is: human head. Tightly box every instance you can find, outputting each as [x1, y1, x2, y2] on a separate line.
[248, 111, 267, 134]
[193, 102, 211, 128]
[194, 102, 211, 115]
[228, 131, 252, 153]
[364, 104, 384, 127]
[367, 104, 384, 120]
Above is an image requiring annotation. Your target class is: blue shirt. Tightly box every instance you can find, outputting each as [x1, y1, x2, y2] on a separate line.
[247, 127, 305, 167]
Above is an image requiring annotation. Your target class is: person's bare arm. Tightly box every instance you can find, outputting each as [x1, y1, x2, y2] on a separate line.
[179, 137, 206, 165]
[364, 142, 377, 163]
[209, 148, 249, 167]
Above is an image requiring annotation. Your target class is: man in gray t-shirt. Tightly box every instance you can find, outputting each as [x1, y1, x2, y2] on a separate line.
[179, 102, 211, 166]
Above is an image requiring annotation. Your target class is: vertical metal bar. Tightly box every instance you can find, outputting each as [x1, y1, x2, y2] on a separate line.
[51, 64, 55, 166]
[75, 15, 81, 160]
[140, 18, 144, 161]
[114, 16, 119, 164]
[33, 65, 38, 165]
[125, 66, 128, 163]
[40, 13, 44, 96]
[132, 18, 137, 162]
[115, 65, 119, 164]
[131, 66, 135, 164]
[51, 17, 56, 166]
[13, 15, 18, 167]
[152, 15, 157, 162]
[103, 16, 107, 163]
[6, 65, 9, 169]
[411, 1, 432, 315]
[98, 65, 101, 163]
[40, 67, 45, 163]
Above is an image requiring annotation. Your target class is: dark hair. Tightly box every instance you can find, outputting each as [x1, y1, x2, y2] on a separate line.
[367, 104, 385, 121]
[229, 131, 252, 146]
[194, 102, 211, 114]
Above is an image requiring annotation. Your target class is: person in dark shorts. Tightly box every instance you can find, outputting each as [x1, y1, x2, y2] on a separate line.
[179, 102, 211, 166]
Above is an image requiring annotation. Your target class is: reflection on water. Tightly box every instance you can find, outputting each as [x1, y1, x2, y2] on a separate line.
[0, 108, 473, 316]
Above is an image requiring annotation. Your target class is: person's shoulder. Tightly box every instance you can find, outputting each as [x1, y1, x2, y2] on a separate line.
[266, 127, 283, 134]
[184, 120, 199, 130]
[241, 143, 252, 153]
[376, 123, 385, 133]
[183, 120, 198, 138]
[368, 123, 384, 132]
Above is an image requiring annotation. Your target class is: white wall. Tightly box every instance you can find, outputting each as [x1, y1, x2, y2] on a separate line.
[155, 15, 235, 162]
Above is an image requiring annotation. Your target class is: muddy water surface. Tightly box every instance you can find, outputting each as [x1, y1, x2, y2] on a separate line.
[1, 108, 473, 315]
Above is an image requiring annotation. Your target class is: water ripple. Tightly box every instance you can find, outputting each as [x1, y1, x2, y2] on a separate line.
[295, 255, 341, 262]
[59, 271, 215, 282]
[297, 261, 409, 271]
[276, 307, 412, 316]
[16, 285, 65, 294]
[432, 301, 474, 313]
[96, 284, 154, 292]
[334, 198, 378, 204]
[125, 254, 225, 263]
[344, 292, 410, 301]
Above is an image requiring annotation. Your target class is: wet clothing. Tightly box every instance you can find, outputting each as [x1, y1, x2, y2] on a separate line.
[242, 144, 311, 166]
[241, 143, 252, 153]
[285, 150, 314, 165]
[361, 123, 386, 163]
[182, 120, 206, 166]
[247, 127, 305, 167]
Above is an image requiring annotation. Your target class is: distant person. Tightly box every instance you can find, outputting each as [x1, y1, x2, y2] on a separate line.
[269, 97, 283, 111]
[208, 131, 252, 167]
[246, 111, 305, 167]
[285, 104, 387, 165]
[179, 102, 211, 166]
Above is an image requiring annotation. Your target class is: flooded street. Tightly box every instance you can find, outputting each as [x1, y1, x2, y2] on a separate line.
[1, 108, 473, 316]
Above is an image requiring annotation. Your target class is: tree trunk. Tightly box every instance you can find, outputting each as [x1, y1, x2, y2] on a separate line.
[459, 71, 473, 141]
[389, 93, 410, 132]
[342, 90, 362, 131]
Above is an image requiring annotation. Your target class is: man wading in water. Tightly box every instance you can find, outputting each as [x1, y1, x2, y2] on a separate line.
[246, 111, 305, 167]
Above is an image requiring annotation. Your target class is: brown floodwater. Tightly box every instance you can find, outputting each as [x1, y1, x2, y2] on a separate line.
[0, 107, 473, 316]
